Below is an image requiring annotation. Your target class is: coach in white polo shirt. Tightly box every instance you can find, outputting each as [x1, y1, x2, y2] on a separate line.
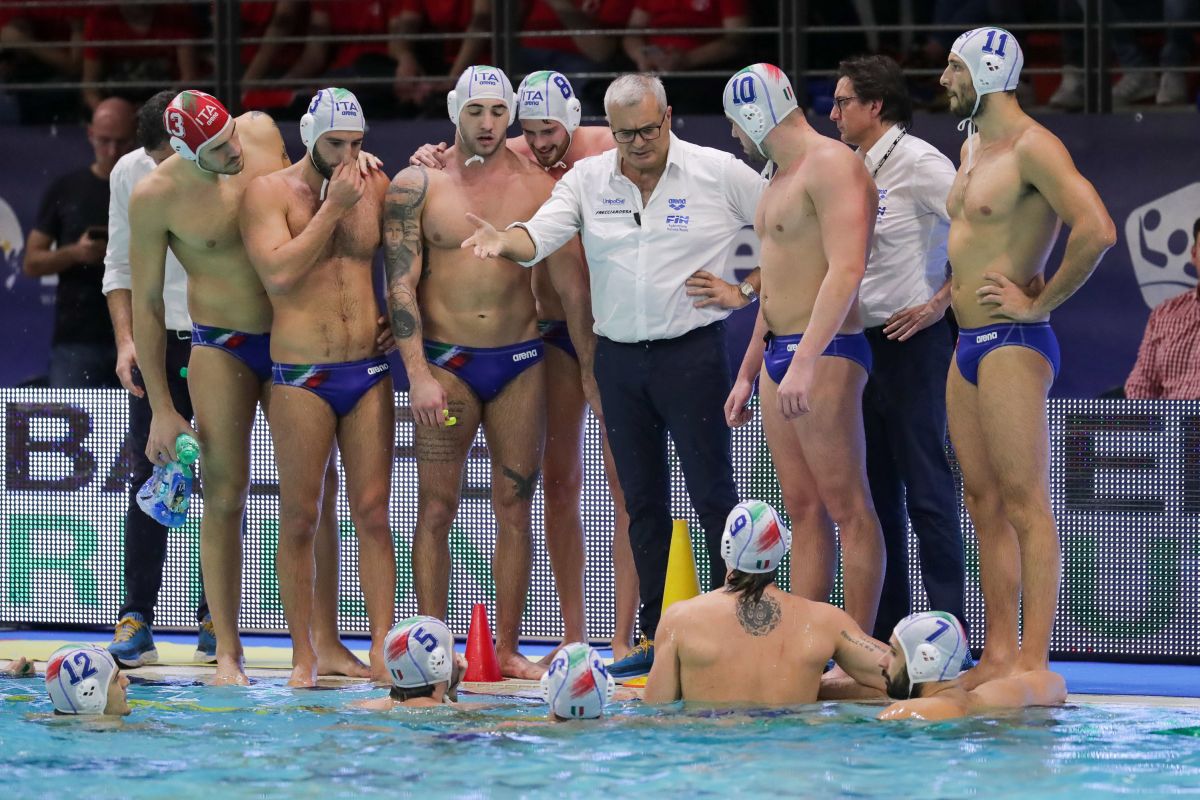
[464, 73, 764, 676]
[102, 90, 210, 664]
[830, 55, 965, 644]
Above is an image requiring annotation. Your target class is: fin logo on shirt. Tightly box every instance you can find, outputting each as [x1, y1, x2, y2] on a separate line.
[665, 215, 689, 231]
[1125, 182, 1200, 308]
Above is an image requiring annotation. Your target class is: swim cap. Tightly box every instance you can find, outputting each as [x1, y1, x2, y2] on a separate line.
[164, 90, 232, 162]
[516, 70, 581, 133]
[447, 65, 515, 127]
[384, 616, 454, 689]
[723, 64, 799, 158]
[949, 27, 1024, 118]
[540, 643, 614, 719]
[721, 499, 791, 573]
[300, 87, 367, 158]
[45, 645, 119, 715]
[894, 611, 969, 685]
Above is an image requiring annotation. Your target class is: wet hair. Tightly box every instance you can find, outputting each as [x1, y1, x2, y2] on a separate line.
[836, 54, 913, 129]
[137, 89, 177, 151]
[389, 684, 435, 701]
[724, 568, 777, 605]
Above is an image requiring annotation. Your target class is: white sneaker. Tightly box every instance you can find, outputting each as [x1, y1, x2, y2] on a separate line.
[1156, 72, 1188, 105]
[1049, 67, 1084, 111]
[1113, 72, 1157, 106]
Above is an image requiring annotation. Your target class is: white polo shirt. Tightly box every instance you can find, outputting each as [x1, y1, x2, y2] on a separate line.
[103, 148, 191, 332]
[512, 133, 765, 343]
[857, 124, 955, 328]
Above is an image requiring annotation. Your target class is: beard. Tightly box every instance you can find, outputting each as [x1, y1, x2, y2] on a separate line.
[949, 87, 979, 119]
[311, 147, 336, 180]
[884, 667, 914, 700]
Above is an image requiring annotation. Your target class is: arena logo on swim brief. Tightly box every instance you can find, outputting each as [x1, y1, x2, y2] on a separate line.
[512, 349, 539, 362]
[367, 363, 388, 376]
[975, 331, 998, 344]
[1125, 182, 1200, 308]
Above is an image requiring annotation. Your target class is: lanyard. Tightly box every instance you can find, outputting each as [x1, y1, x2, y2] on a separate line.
[870, 130, 906, 179]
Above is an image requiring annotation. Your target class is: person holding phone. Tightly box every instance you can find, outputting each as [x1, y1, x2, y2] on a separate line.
[22, 97, 136, 387]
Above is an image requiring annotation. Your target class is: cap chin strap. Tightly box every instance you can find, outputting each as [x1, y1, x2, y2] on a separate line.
[957, 85, 984, 173]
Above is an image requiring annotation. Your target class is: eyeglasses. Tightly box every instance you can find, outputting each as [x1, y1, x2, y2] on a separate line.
[833, 95, 861, 112]
[611, 112, 669, 144]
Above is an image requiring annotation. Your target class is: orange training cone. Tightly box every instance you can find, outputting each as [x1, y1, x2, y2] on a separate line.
[463, 602, 503, 682]
[661, 519, 701, 616]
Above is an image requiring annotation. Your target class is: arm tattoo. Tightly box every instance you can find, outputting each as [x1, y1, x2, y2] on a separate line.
[383, 167, 429, 340]
[501, 466, 540, 501]
[736, 594, 781, 636]
[840, 630, 886, 654]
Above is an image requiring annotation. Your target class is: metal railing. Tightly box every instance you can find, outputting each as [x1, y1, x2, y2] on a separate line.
[0, 0, 1196, 120]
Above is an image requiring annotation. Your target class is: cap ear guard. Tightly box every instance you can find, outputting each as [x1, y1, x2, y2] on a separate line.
[446, 89, 460, 125]
[165, 107, 196, 160]
[300, 89, 322, 150]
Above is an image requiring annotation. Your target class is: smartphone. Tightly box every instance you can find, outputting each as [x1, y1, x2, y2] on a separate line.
[86, 225, 108, 241]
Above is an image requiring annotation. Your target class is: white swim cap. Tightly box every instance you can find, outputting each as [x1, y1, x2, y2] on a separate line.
[447, 65, 515, 128]
[540, 642, 614, 719]
[516, 70, 581, 133]
[300, 87, 367, 158]
[894, 611, 969, 685]
[950, 27, 1024, 119]
[723, 64, 799, 158]
[721, 499, 792, 573]
[384, 616, 455, 689]
[45, 645, 119, 715]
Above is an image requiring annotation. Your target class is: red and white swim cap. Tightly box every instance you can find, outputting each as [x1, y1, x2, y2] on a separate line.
[164, 90, 233, 162]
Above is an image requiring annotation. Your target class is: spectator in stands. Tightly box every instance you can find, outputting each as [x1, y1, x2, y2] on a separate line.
[622, 0, 747, 113]
[389, 0, 491, 112]
[22, 98, 136, 388]
[1051, 0, 1199, 109]
[81, 4, 199, 111]
[1125, 218, 1200, 400]
[0, 1, 85, 122]
[518, 0, 634, 107]
[239, 1, 307, 111]
[284, 0, 397, 111]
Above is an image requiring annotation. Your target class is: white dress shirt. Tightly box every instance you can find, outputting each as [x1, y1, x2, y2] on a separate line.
[512, 133, 765, 343]
[857, 124, 955, 328]
[103, 148, 191, 332]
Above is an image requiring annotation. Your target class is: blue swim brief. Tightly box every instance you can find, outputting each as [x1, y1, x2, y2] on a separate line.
[954, 322, 1060, 385]
[424, 338, 544, 404]
[763, 331, 873, 385]
[538, 319, 577, 361]
[191, 324, 273, 383]
[271, 355, 392, 417]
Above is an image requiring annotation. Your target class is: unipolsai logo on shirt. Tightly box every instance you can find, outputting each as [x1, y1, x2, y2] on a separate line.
[1125, 182, 1200, 308]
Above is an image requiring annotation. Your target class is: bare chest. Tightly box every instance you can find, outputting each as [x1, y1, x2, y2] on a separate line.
[947, 148, 1026, 224]
[756, 172, 817, 247]
[166, 178, 246, 254]
[425, 178, 543, 250]
[289, 194, 381, 262]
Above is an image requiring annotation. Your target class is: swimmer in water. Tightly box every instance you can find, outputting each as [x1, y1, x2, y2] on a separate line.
[354, 616, 467, 710]
[44, 645, 131, 716]
[877, 611, 1066, 720]
[644, 500, 889, 706]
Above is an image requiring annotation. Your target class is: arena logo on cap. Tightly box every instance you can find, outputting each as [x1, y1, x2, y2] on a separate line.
[1124, 182, 1200, 308]
[474, 71, 500, 87]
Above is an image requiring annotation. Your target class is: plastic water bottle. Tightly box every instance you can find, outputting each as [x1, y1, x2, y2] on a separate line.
[136, 433, 201, 528]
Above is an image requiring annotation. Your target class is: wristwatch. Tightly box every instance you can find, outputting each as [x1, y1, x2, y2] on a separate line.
[739, 280, 758, 303]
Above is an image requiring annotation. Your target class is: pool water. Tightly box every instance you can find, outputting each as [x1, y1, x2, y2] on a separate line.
[2, 676, 1199, 798]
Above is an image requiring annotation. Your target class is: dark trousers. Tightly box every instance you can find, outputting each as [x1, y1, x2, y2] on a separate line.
[862, 319, 965, 641]
[118, 331, 208, 626]
[593, 322, 739, 640]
